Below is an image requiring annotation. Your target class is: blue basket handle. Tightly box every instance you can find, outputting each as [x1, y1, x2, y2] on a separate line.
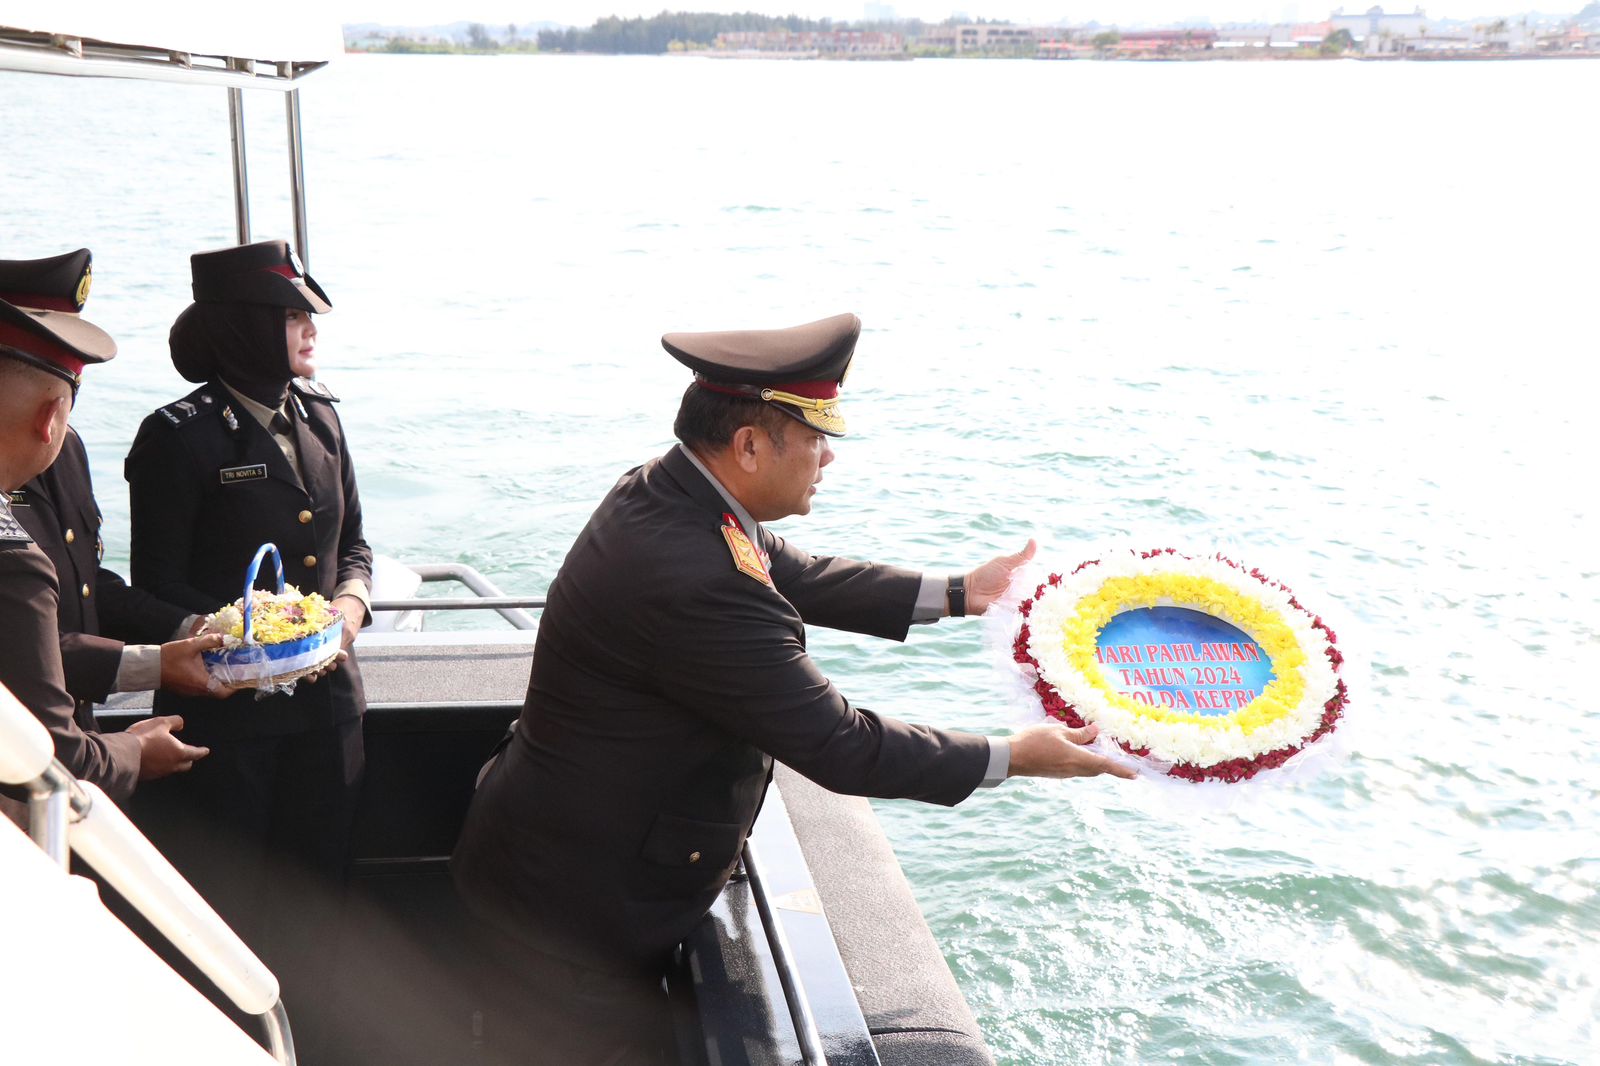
[240, 543, 285, 647]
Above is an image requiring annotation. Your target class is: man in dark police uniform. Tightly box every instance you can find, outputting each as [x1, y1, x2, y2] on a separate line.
[453, 312, 1135, 1064]
[0, 250, 209, 827]
[5, 252, 223, 727]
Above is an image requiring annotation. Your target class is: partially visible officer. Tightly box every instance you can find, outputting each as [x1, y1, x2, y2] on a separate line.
[0, 250, 209, 828]
[124, 239, 370, 1058]
[453, 312, 1136, 1065]
[5, 252, 224, 721]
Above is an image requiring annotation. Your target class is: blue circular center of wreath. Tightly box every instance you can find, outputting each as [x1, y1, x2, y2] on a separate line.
[1095, 607, 1277, 718]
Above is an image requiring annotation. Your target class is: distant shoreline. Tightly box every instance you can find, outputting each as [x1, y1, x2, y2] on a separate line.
[343, 47, 1600, 63]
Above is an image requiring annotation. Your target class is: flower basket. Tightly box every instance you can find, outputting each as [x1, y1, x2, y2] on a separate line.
[200, 543, 343, 695]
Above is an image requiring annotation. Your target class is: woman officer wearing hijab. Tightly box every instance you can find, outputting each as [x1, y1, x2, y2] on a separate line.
[125, 240, 370, 1052]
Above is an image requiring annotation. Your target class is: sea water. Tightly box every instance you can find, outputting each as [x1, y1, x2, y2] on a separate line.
[2, 54, 1595, 1064]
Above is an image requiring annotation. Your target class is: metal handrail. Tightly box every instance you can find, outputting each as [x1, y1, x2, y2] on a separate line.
[0, 682, 296, 1065]
[743, 840, 829, 1066]
[371, 596, 548, 612]
[370, 562, 542, 630]
[27, 760, 86, 869]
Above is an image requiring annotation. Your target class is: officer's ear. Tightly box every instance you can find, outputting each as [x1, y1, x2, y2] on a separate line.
[730, 424, 762, 474]
[31, 389, 71, 447]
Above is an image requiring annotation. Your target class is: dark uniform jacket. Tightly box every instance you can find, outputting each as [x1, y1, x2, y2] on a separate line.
[452, 446, 989, 974]
[123, 379, 371, 741]
[11, 428, 189, 717]
[1, 500, 140, 827]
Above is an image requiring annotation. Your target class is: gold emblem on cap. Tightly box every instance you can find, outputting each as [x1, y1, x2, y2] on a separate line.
[75, 265, 93, 309]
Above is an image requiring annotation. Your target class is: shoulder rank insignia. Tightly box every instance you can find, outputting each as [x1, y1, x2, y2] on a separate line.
[291, 376, 339, 402]
[0, 500, 32, 544]
[721, 513, 772, 587]
[158, 394, 209, 428]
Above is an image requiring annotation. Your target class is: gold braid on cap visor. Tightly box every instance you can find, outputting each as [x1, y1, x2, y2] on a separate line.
[758, 387, 831, 411]
[763, 389, 846, 435]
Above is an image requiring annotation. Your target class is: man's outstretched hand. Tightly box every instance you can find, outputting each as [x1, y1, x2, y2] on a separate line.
[1007, 722, 1138, 781]
[965, 538, 1038, 616]
[128, 715, 209, 780]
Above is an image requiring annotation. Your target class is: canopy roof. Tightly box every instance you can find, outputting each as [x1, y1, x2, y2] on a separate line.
[0, 4, 342, 89]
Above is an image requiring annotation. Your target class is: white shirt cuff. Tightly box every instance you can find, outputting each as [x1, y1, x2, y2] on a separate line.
[113, 644, 163, 693]
[911, 573, 945, 624]
[332, 580, 372, 626]
[979, 736, 1011, 788]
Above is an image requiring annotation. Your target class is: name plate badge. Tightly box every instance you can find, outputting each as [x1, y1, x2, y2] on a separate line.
[1095, 607, 1276, 716]
[219, 464, 268, 485]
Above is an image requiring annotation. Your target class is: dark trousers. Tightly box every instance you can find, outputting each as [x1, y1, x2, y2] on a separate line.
[466, 912, 672, 1066]
[132, 717, 364, 1062]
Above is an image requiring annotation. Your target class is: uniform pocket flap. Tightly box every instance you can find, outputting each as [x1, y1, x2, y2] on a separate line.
[639, 813, 744, 870]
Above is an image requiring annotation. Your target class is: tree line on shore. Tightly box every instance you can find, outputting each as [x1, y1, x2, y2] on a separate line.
[362, 11, 941, 55]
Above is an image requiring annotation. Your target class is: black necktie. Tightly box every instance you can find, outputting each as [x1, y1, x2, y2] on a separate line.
[269, 411, 292, 437]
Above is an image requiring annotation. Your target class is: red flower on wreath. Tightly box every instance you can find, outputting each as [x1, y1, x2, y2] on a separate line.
[1013, 554, 1347, 783]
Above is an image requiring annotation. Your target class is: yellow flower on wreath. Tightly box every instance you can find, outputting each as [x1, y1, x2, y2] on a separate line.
[1058, 574, 1307, 735]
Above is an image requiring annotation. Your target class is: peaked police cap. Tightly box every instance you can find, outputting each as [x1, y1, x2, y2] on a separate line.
[662, 313, 859, 437]
[190, 239, 332, 313]
[0, 248, 116, 388]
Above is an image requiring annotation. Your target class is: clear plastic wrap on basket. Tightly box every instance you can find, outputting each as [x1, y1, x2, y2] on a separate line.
[199, 543, 343, 698]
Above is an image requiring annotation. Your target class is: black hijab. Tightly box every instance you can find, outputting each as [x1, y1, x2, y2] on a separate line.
[170, 301, 290, 407]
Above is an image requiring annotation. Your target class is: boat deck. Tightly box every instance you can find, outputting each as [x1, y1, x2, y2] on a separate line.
[104, 633, 537, 711]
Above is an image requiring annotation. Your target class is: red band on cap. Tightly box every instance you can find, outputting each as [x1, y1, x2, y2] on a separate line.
[265, 265, 302, 280]
[769, 380, 838, 400]
[697, 377, 839, 400]
[0, 322, 86, 377]
[0, 291, 78, 313]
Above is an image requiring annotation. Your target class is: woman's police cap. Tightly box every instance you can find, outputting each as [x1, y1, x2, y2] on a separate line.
[0, 248, 116, 389]
[190, 239, 332, 313]
[662, 313, 859, 437]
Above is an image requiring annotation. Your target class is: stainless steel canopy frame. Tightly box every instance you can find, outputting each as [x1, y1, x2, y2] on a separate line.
[0, 18, 339, 268]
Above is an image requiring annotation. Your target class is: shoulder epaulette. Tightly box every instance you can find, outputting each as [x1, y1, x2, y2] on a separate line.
[291, 377, 339, 402]
[0, 502, 33, 545]
[156, 390, 218, 429]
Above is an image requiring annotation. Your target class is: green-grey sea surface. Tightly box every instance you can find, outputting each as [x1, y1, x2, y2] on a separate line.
[3, 54, 1595, 1064]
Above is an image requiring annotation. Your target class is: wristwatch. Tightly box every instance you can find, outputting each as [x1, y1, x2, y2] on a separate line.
[946, 574, 967, 618]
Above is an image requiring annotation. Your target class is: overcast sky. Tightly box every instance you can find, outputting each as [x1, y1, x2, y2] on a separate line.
[338, 1, 1517, 28]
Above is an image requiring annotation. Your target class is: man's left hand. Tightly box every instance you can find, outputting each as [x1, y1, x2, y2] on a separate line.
[965, 538, 1037, 616]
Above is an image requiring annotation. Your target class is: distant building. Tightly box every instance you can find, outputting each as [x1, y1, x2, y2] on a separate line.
[1329, 6, 1431, 54]
[1112, 29, 1220, 55]
[1290, 21, 1333, 47]
[913, 23, 1043, 54]
[715, 30, 905, 56]
[1214, 25, 1275, 49]
[1538, 25, 1600, 50]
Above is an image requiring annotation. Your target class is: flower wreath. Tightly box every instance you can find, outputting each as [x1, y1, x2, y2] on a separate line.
[1012, 549, 1348, 783]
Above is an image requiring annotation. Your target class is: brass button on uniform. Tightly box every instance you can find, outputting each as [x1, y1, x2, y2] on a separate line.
[65, 528, 76, 544]
[298, 510, 313, 524]
[303, 555, 317, 568]
[81, 583, 91, 598]
[688, 851, 702, 864]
